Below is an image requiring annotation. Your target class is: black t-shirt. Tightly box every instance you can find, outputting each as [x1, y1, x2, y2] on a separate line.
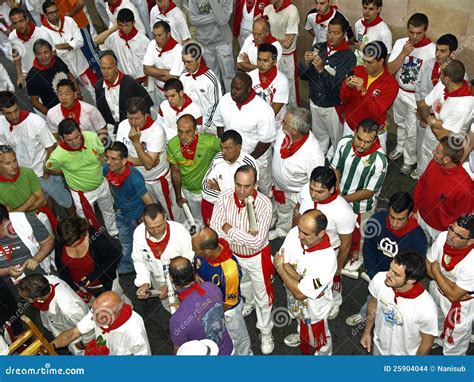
[26, 57, 70, 109]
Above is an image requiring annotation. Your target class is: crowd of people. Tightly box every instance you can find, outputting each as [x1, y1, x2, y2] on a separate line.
[0, 0, 472, 357]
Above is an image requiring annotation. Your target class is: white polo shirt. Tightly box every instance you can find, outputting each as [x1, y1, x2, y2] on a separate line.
[249, 67, 289, 130]
[158, 94, 203, 141]
[106, 0, 146, 36]
[116, 118, 168, 180]
[149, 5, 191, 43]
[263, 4, 299, 54]
[143, 39, 184, 91]
[282, 227, 337, 321]
[297, 185, 357, 249]
[237, 34, 283, 66]
[103, 29, 149, 79]
[0, 113, 55, 177]
[369, 272, 438, 355]
[46, 100, 106, 135]
[353, 18, 392, 64]
[41, 16, 89, 78]
[213, 92, 276, 154]
[272, 131, 324, 193]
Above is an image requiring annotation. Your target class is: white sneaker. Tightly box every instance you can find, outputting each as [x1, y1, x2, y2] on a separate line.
[345, 313, 365, 327]
[260, 334, 274, 354]
[388, 149, 402, 160]
[284, 333, 300, 347]
[242, 303, 255, 317]
[328, 305, 340, 320]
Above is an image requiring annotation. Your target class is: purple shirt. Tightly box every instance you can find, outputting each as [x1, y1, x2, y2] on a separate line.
[170, 282, 233, 355]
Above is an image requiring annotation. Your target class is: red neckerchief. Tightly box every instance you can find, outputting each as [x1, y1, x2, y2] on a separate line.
[171, 94, 193, 114]
[157, 37, 178, 57]
[313, 191, 339, 209]
[41, 15, 65, 37]
[443, 80, 471, 100]
[361, 15, 383, 35]
[61, 100, 81, 125]
[186, 61, 209, 80]
[301, 233, 331, 254]
[101, 303, 133, 334]
[442, 241, 473, 272]
[431, 61, 441, 86]
[177, 282, 206, 302]
[207, 238, 233, 265]
[327, 39, 350, 56]
[59, 132, 86, 151]
[385, 216, 419, 238]
[159, 1, 176, 16]
[273, 0, 292, 12]
[352, 137, 381, 157]
[9, 110, 29, 132]
[104, 70, 124, 90]
[0, 169, 20, 182]
[146, 223, 171, 259]
[106, 161, 132, 189]
[233, 189, 257, 210]
[254, 33, 278, 47]
[180, 133, 199, 160]
[315, 5, 337, 24]
[413, 36, 432, 48]
[259, 65, 278, 89]
[118, 26, 138, 48]
[108, 0, 122, 14]
[235, 90, 257, 110]
[31, 283, 59, 311]
[32, 55, 57, 70]
[280, 132, 309, 159]
[140, 116, 155, 131]
[392, 281, 424, 304]
[16, 22, 36, 42]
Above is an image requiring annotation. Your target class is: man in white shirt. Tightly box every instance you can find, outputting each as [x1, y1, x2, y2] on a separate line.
[213, 72, 276, 196]
[387, 13, 435, 175]
[274, 209, 337, 355]
[105, 0, 147, 36]
[52, 291, 151, 355]
[143, 20, 184, 107]
[249, 43, 288, 131]
[201, 130, 257, 226]
[159, 78, 203, 141]
[149, 0, 191, 43]
[132, 203, 193, 311]
[271, 108, 324, 241]
[361, 251, 438, 355]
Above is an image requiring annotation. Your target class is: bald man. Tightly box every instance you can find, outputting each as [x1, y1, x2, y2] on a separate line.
[192, 227, 252, 355]
[274, 209, 337, 355]
[52, 291, 151, 355]
[95, 52, 153, 138]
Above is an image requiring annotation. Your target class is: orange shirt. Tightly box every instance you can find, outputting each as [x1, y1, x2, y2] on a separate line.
[56, 0, 89, 28]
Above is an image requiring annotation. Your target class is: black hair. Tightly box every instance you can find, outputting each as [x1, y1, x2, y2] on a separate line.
[436, 34, 458, 52]
[58, 118, 80, 137]
[169, 257, 195, 288]
[0, 91, 17, 109]
[407, 13, 429, 30]
[153, 20, 171, 33]
[56, 79, 77, 92]
[310, 166, 337, 191]
[363, 41, 388, 62]
[0, 204, 9, 223]
[221, 130, 242, 146]
[357, 118, 379, 134]
[163, 78, 184, 93]
[125, 97, 149, 115]
[17, 274, 51, 299]
[456, 213, 474, 239]
[442, 60, 465, 83]
[143, 203, 166, 220]
[388, 192, 414, 214]
[328, 15, 351, 35]
[33, 39, 52, 54]
[42, 1, 56, 14]
[117, 8, 135, 23]
[177, 114, 197, 129]
[393, 251, 426, 282]
[258, 43, 278, 60]
[108, 141, 128, 159]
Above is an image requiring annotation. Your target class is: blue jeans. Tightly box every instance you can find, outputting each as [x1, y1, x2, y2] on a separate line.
[115, 213, 138, 274]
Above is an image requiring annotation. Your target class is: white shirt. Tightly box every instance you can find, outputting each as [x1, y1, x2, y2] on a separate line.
[237, 34, 283, 66]
[143, 39, 185, 91]
[46, 100, 106, 135]
[103, 29, 149, 79]
[77, 309, 151, 355]
[0, 113, 55, 177]
[272, 131, 324, 193]
[132, 221, 193, 287]
[149, 5, 191, 43]
[41, 16, 89, 78]
[116, 118, 168, 180]
[106, 0, 146, 36]
[249, 68, 288, 130]
[282, 227, 337, 321]
[0, 63, 14, 92]
[354, 18, 392, 64]
[103, 79, 121, 122]
[158, 95, 203, 141]
[213, 92, 276, 154]
[263, 4, 299, 54]
[369, 272, 438, 355]
[202, 151, 258, 204]
[305, 8, 351, 46]
[298, 185, 356, 249]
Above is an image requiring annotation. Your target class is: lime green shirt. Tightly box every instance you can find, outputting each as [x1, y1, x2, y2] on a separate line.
[0, 167, 41, 210]
[45, 131, 104, 192]
[167, 133, 221, 194]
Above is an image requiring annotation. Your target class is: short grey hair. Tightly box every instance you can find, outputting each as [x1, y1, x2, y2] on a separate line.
[286, 106, 311, 135]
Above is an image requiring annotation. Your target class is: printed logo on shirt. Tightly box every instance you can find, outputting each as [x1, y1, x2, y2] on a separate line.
[400, 56, 423, 86]
[372, 89, 381, 97]
[380, 299, 403, 328]
[377, 237, 399, 258]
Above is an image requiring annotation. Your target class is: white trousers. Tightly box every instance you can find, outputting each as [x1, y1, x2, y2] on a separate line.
[392, 89, 418, 165]
[310, 102, 342, 155]
[280, 53, 298, 107]
[202, 42, 235, 93]
[417, 212, 441, 245]
[418, 127, 439, 176]
[145, 173, 185, 224]
[70, 178, 118, 236]
[256, 148, 273, 197]
[273, 191, 298, 237]
[182, 188, 203, 229]
[224, 301, 253, 355]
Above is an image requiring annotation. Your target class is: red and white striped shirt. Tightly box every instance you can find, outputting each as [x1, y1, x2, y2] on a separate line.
[210, 189, 272, 257]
